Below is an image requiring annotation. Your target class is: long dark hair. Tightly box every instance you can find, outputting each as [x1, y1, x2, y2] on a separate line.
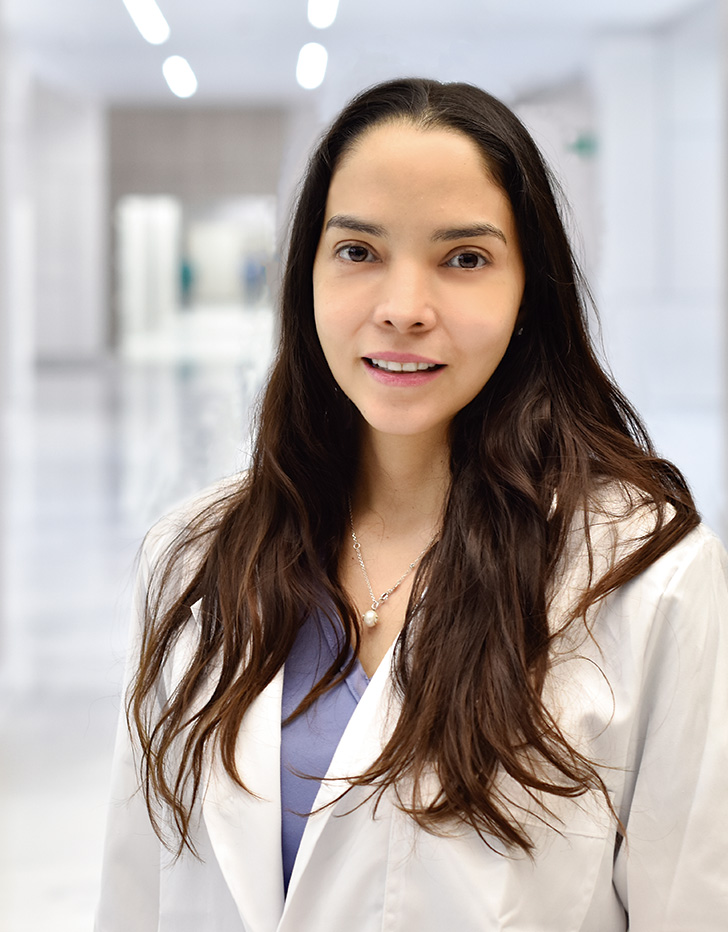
[130, 78, 698, 856]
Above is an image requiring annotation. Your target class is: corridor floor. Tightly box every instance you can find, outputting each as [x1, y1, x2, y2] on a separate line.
[0, 306, 274, 931]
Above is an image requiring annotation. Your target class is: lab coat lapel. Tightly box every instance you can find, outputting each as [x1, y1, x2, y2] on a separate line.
[201, 660, 285, 932]
[283, 640, 400, 908]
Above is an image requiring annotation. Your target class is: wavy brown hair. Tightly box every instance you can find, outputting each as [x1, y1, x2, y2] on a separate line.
[129, 78, 699, 857]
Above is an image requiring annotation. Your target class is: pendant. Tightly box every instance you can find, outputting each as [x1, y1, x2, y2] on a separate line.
[362, 609, 379, 628]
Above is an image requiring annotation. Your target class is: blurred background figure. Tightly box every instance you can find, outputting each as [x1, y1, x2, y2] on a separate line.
[0, 1, 723, 929]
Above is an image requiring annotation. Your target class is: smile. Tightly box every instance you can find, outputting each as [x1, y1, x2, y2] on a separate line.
[367, 358, 443, 372]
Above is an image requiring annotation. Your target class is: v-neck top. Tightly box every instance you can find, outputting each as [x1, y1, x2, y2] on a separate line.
[280, 610, 370, 892]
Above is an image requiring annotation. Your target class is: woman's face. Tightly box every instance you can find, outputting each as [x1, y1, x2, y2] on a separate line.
[312, 121, 525, 446]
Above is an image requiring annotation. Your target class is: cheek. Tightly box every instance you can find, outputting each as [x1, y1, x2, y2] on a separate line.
[313, 301, 335, 354]
[313, 304, 348, 378]
[312, 279, 330, 341]
[465, 313, 518, 355]
[313, 281, 361, 350]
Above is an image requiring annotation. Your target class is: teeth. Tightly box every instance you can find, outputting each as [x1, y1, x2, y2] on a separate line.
[370, 358, 439, 372]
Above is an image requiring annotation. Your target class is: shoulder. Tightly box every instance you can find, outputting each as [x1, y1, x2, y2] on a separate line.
[584, 481, 725, 584]
[550, 480, 719, 624]
[582, 479, 665, 549]
[564, 499, 727, 655]
[647, 520, 727, 581]
[548, 512, 728, 737]
[562, 478, 696, 568]
[629, 521, 728, 628]
[552, 482, 654, 591]
[597, 522, 728, 732]
[139, 473, 246, 579]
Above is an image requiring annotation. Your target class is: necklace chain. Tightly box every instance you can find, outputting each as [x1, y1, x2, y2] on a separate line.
[347, 500, 437, 627]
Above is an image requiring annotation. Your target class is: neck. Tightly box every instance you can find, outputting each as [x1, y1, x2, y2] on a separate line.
[353, 427, 451, 530]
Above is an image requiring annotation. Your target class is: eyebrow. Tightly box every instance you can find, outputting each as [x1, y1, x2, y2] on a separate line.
[324, 214, 507, 245]
[432, 223, 507, 245]
[324, 214, 386, 237]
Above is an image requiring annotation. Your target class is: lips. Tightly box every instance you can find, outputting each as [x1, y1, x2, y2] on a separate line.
[364, 351, 443, 364]
[369, 357, 441, 373]
[363, 350, 445, 373]
[362, 354, 445, 385]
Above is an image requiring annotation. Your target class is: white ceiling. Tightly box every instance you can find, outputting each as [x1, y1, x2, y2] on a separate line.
[4, 0, 707, 108]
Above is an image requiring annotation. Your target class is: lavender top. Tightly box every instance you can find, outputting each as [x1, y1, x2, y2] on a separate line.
[280, 610, 369, 892]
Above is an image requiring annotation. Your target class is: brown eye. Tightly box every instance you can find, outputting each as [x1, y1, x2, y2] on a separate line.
[446, 251, 487, 270]
[337, 244, 372, 262]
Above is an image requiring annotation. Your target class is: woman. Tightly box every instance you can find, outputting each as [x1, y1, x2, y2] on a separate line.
[96, 78, 728, 931]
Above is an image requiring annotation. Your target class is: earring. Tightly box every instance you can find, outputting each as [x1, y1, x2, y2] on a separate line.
[516, 326, 524, 337]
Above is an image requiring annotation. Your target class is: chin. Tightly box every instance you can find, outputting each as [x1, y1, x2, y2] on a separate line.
[358, 411, 452, 443]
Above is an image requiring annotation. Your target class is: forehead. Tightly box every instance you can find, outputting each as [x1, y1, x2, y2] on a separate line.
[345, 119, 496, 173]
[323, 121, 515, 238]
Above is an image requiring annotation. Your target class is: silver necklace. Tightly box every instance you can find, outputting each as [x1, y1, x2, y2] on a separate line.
[347, 501, 437, 628]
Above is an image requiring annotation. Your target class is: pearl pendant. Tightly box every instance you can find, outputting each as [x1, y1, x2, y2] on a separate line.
[362, 609, 379, 628]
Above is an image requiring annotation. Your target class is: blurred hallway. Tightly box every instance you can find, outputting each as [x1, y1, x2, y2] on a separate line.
[0, 307, 274, 931]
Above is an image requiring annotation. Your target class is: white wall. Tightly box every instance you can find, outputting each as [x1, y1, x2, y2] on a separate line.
[115, 196, 181, 344]
[0, 41, 34, 406]
[32, 82, 108, 363]
[592, 3, 724, 532]
[515, 80, 600, 286]
[481, 5, 725, 534]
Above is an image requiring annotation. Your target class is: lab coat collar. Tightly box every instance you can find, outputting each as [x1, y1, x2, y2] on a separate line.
[282, 638, 399, 918]
[195, 605, 400, 932]
[201, 666, 286, 932]
[188, 596, 284, 932]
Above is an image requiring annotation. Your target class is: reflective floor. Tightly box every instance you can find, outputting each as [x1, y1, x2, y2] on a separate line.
[0, 303, 723, 930]
[0, 306, 274, 931]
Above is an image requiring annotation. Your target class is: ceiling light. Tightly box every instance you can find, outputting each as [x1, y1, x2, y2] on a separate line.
[163, 56, 198, 98]
[296, 43, 328, 90]
[307, 0, 339, 29]
[122, 0, 171, 45]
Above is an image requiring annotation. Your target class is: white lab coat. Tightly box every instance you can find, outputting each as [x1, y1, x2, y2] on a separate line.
[96, 489, 728, 931]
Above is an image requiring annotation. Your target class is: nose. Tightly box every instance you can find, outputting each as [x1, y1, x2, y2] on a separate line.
[372, 260, 436, 332]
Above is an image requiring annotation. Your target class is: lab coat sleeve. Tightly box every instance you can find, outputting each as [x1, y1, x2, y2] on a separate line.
[95, 541, 162, 931]
[613, 528, 728, 929]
